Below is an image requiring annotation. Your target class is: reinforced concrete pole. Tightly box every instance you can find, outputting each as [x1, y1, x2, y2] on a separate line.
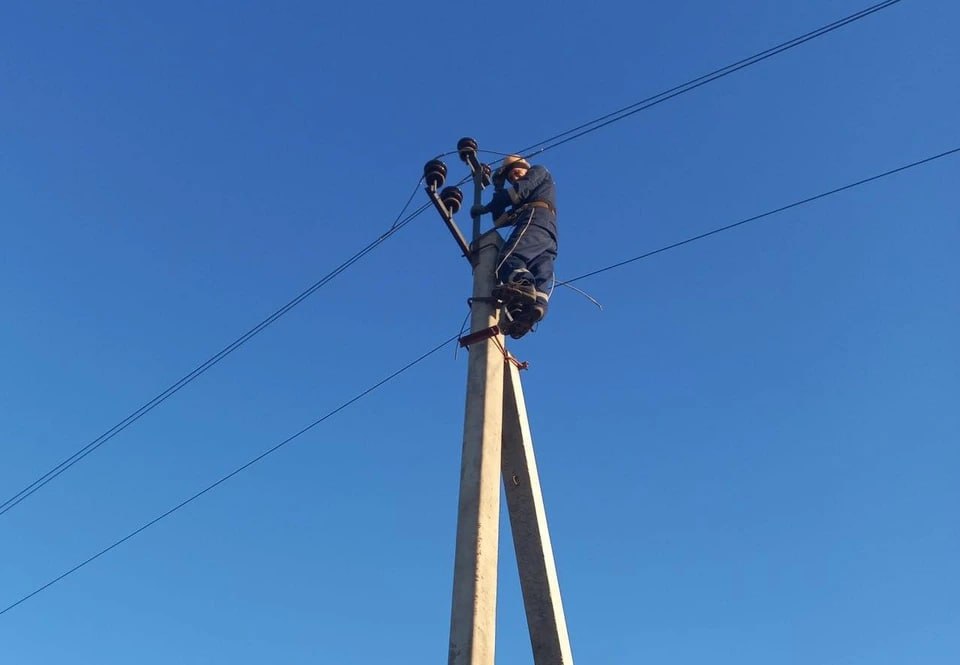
[447, 230, 505, 665]
[502, 362, 574, 665]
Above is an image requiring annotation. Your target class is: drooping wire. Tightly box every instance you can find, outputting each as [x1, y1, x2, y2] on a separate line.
[389, 176, 425, 230]
[454, 309, 471, 361]
[0, 194, 432, 518]
[555, 278, 603, 311]
[0, 331, 462, 617]
[513, 0, 905, 160]
[558, 146, 960, 286]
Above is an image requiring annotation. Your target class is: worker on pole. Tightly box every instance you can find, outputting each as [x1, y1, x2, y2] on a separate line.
[472, 155, 558, 332]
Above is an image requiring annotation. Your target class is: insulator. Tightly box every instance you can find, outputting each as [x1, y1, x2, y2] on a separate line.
[440, 186, 463, 215]
[424, 159, 447, 190]
[457, 137, 479, 163]
[481, 163, 492, 187]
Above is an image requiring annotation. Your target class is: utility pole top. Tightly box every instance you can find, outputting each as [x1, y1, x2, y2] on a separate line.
[423, 137, 492, 264]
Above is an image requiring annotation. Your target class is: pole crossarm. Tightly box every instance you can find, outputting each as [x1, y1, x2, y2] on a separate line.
[425, 186, 472, 260]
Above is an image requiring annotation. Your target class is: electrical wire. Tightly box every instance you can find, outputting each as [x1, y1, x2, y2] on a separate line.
[464, 1, 903, 180]
[437, 3, 905, 180]
[514, 0, 905, 160]
[476, 149, 517, 158]
[5, 146, 956, 615]
[0, 194, 432, 518]
[0, 331, 462, 617]
[389, 177, 425, 230]
[0, 0, 911, 522]
[558, 146, 960, 286]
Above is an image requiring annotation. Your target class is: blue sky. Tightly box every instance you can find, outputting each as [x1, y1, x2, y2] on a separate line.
[1, 1, 957, 663]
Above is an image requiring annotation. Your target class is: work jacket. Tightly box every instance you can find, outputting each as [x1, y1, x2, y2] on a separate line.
[487, 165, 558, 240]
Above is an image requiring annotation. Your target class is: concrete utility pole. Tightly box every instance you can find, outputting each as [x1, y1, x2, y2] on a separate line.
[447, 231, 505, 665]
[425, 139, 574, 665]
[502, 362, 574, 664]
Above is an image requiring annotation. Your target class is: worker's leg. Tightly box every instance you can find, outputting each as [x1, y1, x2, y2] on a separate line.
[504, 225, 556, 322]
[526, 246, 557, 321]
[496, 225, 536, 300]
[498, 254, 535, 291]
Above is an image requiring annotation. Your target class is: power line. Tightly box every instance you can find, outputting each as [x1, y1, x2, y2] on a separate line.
[558, 146, 960, 285]
[0, 331, 461, 617]
[0, 195, 431, 518]
[515, 0, 905, 159]
[5, 146, 955, 616]
[0, 0, 910, 517]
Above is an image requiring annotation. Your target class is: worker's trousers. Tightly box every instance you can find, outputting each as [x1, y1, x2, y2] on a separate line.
[497, 215, 557, 309]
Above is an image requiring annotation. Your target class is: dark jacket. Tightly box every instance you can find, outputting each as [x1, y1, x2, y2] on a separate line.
[487, 165, 558, 240]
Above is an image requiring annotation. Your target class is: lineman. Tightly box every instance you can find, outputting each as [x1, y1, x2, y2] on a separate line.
[472, 155, 558, 328]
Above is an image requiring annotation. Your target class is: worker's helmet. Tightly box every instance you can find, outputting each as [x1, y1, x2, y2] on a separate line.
[502, 155, 530, 175]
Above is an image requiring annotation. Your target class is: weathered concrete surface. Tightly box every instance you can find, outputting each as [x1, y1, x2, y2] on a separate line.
[502, 361, 575, 665]
[448, 231, 505, 665]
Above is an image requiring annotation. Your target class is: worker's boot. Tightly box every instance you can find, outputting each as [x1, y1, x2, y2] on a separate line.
[501, 294, 547, 340]
[492, 277, 536, 307]
[528, 302, 546, 324]
[530, 291, 550, 323]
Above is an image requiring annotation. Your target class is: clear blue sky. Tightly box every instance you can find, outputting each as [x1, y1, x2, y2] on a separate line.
[2, 1, 957, 663]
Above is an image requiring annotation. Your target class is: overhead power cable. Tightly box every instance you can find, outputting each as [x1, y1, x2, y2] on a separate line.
[4, 147, 956, 616]
[558, 146, 960, 285]
[0, 192, 431, 519]
[514, 0, 905, 160]
[0, 331, 461, 617]
[0, 0, 909, 518]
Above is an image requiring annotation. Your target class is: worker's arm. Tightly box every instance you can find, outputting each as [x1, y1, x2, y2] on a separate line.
[471, 184, 511, 221]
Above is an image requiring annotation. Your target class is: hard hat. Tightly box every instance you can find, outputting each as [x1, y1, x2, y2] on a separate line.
[502, 155, 530, 172]
[495, 155, 531, 181]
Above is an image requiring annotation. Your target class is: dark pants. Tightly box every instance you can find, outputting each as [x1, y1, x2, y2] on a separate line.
[497, 217, 557, 308]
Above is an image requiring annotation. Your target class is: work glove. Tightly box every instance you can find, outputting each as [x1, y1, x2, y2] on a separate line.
[470, 203, 488, 217]
[492, 167, 506, 189]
